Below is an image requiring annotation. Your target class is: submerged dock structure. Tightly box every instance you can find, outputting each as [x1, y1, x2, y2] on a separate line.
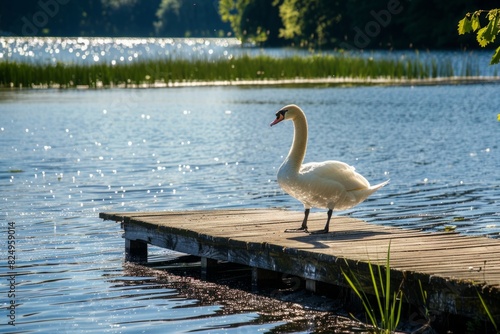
[100, 208, 500, 320]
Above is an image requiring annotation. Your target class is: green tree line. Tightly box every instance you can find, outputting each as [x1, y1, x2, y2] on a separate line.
[0, 0, 228, 37]
[221, 0, 499, 50]
[0, 0, 498, 50]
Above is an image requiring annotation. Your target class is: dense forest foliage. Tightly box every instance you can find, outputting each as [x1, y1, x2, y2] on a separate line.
[0, 0, 498, 50]
[0, 0, 228, 38]
[221, 0, 500, 50]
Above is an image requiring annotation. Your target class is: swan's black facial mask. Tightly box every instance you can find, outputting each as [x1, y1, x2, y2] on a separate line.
[270, 109, 288, 127]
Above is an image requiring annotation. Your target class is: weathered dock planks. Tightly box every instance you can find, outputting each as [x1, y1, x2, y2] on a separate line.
[100, 208, 500, 320]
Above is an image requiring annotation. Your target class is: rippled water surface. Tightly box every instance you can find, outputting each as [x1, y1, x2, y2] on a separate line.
[1, 83, 499, 332]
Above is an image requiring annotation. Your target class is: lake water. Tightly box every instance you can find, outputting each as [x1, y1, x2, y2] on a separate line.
[1, 38, 500, 333]
[1, 83, 499, 333]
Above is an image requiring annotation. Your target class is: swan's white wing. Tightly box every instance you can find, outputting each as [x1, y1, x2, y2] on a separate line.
[299, 160, 370, 191]
[278, 160, 386, 210]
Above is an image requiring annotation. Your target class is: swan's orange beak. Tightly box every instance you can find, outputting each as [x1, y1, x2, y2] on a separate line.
[270, 113, 284, 126]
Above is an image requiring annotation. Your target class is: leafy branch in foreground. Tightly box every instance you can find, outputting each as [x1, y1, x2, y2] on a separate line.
[458, 9, 500, 64]
[341, 242, 403, 333]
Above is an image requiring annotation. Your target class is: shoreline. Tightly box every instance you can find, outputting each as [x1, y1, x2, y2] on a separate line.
[3, 76, 500, 90]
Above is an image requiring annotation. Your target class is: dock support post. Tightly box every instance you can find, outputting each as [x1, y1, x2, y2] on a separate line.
[306, 279, 316, 292]
[201, 257, 218, 279]
[251, 267, 282, 290]
[125, 238, 148, 263]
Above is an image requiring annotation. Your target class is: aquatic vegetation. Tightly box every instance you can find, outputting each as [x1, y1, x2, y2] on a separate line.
[341, 242, 403, 333]
[477, 290, 499, 333]
[0, 54, 459, 89]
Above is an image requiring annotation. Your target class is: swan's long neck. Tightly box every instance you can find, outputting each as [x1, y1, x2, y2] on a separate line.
[284, 111, 308, 173]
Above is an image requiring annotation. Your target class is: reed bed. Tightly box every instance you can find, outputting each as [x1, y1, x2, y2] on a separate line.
[0, 54, 461, 89]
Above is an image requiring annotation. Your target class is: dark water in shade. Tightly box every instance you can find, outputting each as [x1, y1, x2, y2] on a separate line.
[1, 82, 499, 332]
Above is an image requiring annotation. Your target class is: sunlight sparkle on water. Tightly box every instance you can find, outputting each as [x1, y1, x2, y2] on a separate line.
[0, 37, 242, 65]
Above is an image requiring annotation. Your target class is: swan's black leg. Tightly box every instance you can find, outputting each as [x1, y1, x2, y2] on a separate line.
[310, 209, 333, 234]
[285, 208, 309, 233]
[301, 208, 310, 230]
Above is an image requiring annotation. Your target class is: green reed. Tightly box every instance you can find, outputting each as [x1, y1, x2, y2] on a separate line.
[0, 54, 458, 88]
[477, 291, 499, 333]
[341, 242, 404, 333]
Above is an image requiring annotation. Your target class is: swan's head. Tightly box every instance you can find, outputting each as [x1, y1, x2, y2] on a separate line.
[270, 104, 303, 126]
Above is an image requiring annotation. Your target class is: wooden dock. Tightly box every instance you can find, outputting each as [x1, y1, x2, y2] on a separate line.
[99, 208, 500, 320]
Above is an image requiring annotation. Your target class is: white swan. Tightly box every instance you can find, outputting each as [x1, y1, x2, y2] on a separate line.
[270, 104, 388, 234]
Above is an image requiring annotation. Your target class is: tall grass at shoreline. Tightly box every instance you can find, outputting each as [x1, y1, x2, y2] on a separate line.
[0, 54, 465, 89]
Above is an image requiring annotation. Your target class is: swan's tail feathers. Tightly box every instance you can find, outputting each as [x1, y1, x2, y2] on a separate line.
[370, 179, 390, 191]
[343, 179, 389, 210]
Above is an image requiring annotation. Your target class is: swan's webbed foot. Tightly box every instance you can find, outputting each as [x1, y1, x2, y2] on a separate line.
[284, 208, 310, 233]
[308, 209, 333, 235]
[285, 226, 309, 233]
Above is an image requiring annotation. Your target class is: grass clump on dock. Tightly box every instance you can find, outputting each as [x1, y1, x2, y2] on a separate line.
[0, 53, 457, 89]
[341, 242, 403, 334]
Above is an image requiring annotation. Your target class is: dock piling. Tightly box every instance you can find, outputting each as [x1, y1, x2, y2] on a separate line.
[201, 257, 218, 279]
[125, 238, 148, 263]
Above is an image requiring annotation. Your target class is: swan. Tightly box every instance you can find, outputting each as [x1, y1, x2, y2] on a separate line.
[270, 104, 388, 234]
